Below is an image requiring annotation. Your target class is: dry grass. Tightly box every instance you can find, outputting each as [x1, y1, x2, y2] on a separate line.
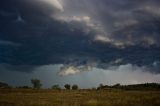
[0, 89, 160, 106]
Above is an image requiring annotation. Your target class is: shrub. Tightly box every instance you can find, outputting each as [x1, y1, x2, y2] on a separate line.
[31, 79, 42, 89]
[64, 84, 71, 90]
[0, 82, 11, 89]
[72, 84, 78, 90]
[52, 85, 61, 90]
[17, 86, 31, 89]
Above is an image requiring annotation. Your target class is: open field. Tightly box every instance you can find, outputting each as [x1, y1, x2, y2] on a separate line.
[0, 89, 160, 106]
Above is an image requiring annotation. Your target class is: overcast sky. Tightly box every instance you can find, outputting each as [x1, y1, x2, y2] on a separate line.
[0, 0, 160, 88]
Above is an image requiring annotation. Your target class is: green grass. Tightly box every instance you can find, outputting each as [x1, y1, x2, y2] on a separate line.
[0, 89, 160, 106]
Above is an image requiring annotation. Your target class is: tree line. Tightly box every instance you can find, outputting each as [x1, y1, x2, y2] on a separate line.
[0, 79, 160, 90]
[0, 79, 79, 90]
[31, 79, 78, 90]
[97, 83, 160, 90]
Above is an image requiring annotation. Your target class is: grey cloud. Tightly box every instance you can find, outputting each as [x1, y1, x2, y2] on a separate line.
[59, 0, 160, 46]
[0, 0, 160, 73]
[0, 40, 20, 46]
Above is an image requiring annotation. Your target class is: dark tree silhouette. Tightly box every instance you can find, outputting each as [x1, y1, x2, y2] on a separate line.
[31, 79, 42, 89]
[17, 86, 31, 89]
[72, 84, 78, 90]
[97, 83, 105, 90]
[0, 82, 10, 88]
[64, 84, 71, 90]
[52, 85, 61, 90]
[113, 83, 121, 88]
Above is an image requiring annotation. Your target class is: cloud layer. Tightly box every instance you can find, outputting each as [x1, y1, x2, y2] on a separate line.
[0, 0, 160, 73]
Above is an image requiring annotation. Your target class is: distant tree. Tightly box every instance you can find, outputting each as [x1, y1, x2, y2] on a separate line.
[0, 82, 11, 89]
[17, 86, 31, 89]
[113, 83, 121, 88]
[97, 83, 104, 90]
[72, 84, 78, 90]
[99, 83, 104, 88]
[52, 85, 61, 90]
[64, 84, 71, 90]
[31, 79, 42, 89]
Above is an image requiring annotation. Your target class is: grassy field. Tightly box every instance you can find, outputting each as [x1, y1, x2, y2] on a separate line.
[0, 89, 160, 106]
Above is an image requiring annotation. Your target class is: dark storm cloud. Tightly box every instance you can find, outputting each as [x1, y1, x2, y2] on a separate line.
[62, 0, 160, 46]
[0, 0, 160, 73]
[0, 0, 95, 66]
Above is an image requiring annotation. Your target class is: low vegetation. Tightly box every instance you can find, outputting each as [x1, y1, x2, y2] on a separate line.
[97, 83, 160, 90]
[0, 80, 160, 106]
[31, 79, 42, 89]
[64, 84, 71, 90]
[0, 82, 11, 89]
[0, 89, 160, 106]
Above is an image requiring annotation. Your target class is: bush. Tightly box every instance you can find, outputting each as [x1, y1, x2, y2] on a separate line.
[64, 84, 71, 90]
[72, 84, 78, 90]
[52, 85, 61, 90]
[112, 83, 121, 88]
[0, 82, 11, 89]
[97, 83, 105, 90]
[17, 86, 31, 89]
[31, 79, 42, 89]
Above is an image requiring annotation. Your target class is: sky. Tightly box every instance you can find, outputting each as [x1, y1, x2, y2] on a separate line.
[0, 0, 160, 88]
